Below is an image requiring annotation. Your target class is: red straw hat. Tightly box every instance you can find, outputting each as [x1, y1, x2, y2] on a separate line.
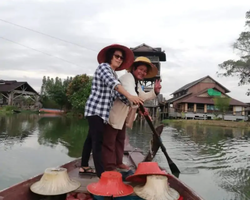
[97, 44, 134, 71]
[87, 171, 133, 197]
[126, 162, 168, 183]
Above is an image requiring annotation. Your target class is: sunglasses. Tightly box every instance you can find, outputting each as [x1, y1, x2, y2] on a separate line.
[113, 54, 124, 60]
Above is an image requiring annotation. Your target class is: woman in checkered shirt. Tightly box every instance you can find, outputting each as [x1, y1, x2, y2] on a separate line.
[79, 44, 143, 177]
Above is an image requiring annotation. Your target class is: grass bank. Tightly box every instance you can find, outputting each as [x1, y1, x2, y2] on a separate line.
[0, 106, 39, 114]
[162, 119, 250, 129]
[0, 106, 18, 114]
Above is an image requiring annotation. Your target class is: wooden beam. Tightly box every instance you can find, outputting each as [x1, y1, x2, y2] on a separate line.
[8, 92, 13, 105]
[1, 93, 8, 99]
[13, 93, 23, 100]
[29, 96, 36, 101]
[13, 90, 37, 95]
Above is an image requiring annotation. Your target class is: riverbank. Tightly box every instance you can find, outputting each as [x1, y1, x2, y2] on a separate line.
[0, 108, 39, 114]
[162, 119, 250, 129]
[0, 106, 81, 118]
[0, 106, 18, 114]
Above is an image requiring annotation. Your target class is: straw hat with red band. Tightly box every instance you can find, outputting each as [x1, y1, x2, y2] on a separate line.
[97, 44, 135, 71]
[126, 162, 168, 183]
[127, 56, 158, 78]
[87, 171, 133, 197]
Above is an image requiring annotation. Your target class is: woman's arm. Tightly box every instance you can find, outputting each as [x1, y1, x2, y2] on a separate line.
[138, 79, 162, 101]
[115, 84, 143, 104]
[98, 64, 143, 104]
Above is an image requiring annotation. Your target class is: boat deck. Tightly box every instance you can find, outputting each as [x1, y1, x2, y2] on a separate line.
[69, 147, 144, 195]
[68, 156, 137, 193]
[67, 155, 200, 199]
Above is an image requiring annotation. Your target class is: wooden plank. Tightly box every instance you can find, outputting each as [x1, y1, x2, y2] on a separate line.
[70, 172, 99, 193]
[128, 152, 145, 167]
[68, 155, 138, 195]
[69, 167, 139, 197]
[124, 144, 143, 153]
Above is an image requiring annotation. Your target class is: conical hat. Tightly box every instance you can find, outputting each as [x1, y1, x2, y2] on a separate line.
[87, 171, 133, 197]
[30, 168, 81, 196]
[134, 175, 180, 200]
[126, 162, 168, 183]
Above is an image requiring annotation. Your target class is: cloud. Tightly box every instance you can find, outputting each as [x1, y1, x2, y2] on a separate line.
[0, 0, 249, 102]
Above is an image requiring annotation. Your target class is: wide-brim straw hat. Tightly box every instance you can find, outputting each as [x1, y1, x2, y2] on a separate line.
[126, 162, 168, 183]
[127, 56, 158, 78]
[30, 168, 81, 196]
[97, 44, 134, 71]
[87, 171, 133, 197]
[134, 175, 181, 200]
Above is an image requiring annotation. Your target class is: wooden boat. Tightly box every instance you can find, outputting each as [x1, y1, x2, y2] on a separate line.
[39, 108, 65, 114]
[12, 110, 21, 113]
[0, 151, 203, 200]
[0, 125, 204, 200]
[38, 113, 63, 118]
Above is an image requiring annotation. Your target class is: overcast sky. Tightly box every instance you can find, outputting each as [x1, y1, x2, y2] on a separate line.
[0, 0, 249, 102]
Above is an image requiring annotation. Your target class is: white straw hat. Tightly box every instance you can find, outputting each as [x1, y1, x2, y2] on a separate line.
[30, 168, 81, 196]
[134, 175, 180, 200]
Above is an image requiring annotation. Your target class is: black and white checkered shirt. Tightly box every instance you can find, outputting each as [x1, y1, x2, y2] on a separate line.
[84, 63, 129, 122]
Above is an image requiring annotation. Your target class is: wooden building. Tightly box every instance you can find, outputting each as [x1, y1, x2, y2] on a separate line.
[246, 103, 250, 119]
[166, 75, 248, 121]
[130, 44, 166, 118]
[0, 80, 40, 108]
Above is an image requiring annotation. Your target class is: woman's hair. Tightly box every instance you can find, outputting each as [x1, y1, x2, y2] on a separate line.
[132, 62, 152, 73]
[104, 48, 125, 64]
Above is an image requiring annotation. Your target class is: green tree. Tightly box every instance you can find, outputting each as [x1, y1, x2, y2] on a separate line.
[40, 76, 72, 109]
[217, 10, 250, 96]
[213, 96, 231, 120]
[66, 74, 92, 112]
[47, 77, 68, 109]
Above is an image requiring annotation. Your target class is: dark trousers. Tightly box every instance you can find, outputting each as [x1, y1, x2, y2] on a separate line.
[81, 115, 104, 177]
[102, 123, 126, 171]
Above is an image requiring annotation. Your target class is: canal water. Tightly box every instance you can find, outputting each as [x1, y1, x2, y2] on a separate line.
[0, 114, 249, 200]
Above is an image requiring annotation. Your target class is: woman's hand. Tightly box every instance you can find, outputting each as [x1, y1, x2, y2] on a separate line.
[138, 107, 153, 121]
[154, 79, 162, 94]
[115, 84, 143, 104]
[127, 95, 144, 105]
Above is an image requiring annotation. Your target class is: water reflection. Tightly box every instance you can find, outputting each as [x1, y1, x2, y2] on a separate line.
[127, 121, 250, 199]
[1, 114, 250, 200]
[162, 123, 250, 200]
[37, 115, 88, 157]
[0, 114, 38, 150]
[0, 114, 89, 190]
[0, 114, 88, 157]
